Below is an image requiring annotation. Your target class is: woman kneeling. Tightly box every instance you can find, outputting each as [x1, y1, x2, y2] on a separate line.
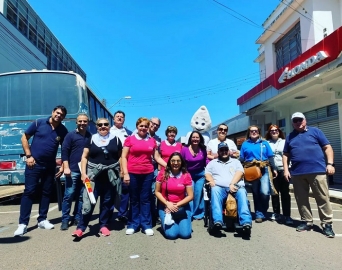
[155, 153, 193, 240]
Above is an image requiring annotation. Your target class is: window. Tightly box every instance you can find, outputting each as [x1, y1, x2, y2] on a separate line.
[304, 104, 338, 121]
[6, 0, 18, 27]
[275, 22, 302, 70]
[18, 13, 28, 36]
[88, 95, 97, 121]
[28, 24, 37, 45]
[278, 118, 286, 128]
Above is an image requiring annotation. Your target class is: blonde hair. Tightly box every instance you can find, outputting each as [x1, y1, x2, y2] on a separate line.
[136, 117, 150, 127]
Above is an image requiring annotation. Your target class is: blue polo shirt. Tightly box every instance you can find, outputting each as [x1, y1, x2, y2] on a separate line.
[26, 117, 68, 166]
[283, 126, 329, 175]
[240, 139, 274, 162]
[61, 129, 92, 172]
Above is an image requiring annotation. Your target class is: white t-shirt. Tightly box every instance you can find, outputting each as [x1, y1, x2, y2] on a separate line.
[207, 138, 238, 154]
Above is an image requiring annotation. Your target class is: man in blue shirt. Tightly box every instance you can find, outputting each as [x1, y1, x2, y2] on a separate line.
[205, 142, 252, 236]
[14, 105, 68, 237]
[60, 114, 91, 230]
[283, 112, 335, 238]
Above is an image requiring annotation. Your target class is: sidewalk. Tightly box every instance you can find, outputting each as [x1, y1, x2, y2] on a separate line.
[289, 184, 342, 205]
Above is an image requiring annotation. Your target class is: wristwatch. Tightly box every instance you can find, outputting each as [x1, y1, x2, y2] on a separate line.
[327, 163, 335, 167]
[26, 155, 32, 159]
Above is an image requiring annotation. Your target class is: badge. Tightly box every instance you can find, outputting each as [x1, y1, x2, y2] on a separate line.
[56, 136, 61, 141]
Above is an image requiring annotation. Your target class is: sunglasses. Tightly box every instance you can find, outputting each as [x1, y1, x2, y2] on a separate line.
[270, 129, 279, 133]
[218, 128, 228, 132]
[218, 148, 229, 152]
[292, 118, 304, 123]
[97, 123, 109, 127]
[250, 130, 259, 134]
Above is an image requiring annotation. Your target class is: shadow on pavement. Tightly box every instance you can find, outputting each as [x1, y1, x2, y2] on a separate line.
[0, 236, 31, 244]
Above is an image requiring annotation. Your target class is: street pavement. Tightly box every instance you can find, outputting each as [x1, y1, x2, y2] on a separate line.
[1, 193, 342, 270]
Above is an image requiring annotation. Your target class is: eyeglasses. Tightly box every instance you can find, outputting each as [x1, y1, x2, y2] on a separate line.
[97, 123, 109, 127]
[151, 122, 160, 128]
[170, 160, 181, 164]
[292, 118, 304, 123]
[250, 130, 259, 134]
[218, 128, 228, 132]
[270, 129, 279, 133]
[78, 120, 88, 123]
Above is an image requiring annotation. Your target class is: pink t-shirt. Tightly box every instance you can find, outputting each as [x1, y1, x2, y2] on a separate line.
[159, 140, 182, 163]
[124, 134, 157, 174]
[156, 171, 192, 203]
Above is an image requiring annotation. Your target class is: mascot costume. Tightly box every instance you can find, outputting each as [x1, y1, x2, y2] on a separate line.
[185, 105, 212, 145]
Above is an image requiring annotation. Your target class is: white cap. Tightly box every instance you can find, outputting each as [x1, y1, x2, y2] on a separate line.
[291, 112, 305, 119]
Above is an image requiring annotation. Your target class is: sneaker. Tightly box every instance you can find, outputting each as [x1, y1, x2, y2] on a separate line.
[117, 216, 128, 223]
[213, 222, 222, 233]
[284, 216, 294, 225]
[38, 220, 54, 230]
[60, 221, 69, 231]
[322, 224, 335, 238]
[255, 218, 263, 223]
[296, 222, 313, 232]
[144, 229, 154, 236]
[242, 223, 252, 235]
[14, 224, 27, 237]
[126, 228, 135, 235]
[100, 227, 110, 237]
[270, 213, 280, 221]
[71, 229, 83, 238]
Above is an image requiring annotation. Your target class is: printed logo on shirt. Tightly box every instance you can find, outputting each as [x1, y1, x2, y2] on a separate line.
[229, 167, 235, 174]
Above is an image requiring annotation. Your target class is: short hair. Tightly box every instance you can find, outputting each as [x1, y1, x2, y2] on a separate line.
[53, 105, 67, 116]
[217, 123, 228, 130]
[165, 126, 178, 136]
[96, 118, 110, 126]
[246, 125, 262, 140]
[136, 117, 150, 127]
[150, 117, 161, 126]
[76, 113, 89, 122]
[114, 110, 125, 118]
[265, 124, 285, 140]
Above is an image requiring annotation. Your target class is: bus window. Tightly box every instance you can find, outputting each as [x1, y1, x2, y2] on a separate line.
[95, 100, 102, 119]
[88, 95, 97, 121]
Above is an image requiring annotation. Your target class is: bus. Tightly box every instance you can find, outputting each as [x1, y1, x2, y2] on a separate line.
[0, 70, 114, 186]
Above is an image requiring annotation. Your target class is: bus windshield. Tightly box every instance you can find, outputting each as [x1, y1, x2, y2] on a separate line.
[0, 72, 80, 118]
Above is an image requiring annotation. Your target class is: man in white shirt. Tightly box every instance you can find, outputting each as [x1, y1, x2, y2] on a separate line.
[110, 110, 132, 222]
[207, 123, 239, 160]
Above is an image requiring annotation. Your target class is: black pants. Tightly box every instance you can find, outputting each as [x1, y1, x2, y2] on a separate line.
[271, 170, 291, 216]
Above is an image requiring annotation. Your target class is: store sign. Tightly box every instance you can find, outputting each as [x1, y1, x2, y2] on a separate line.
[278, 51, 328, 83]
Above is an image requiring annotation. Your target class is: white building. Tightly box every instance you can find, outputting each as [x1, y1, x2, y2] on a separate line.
[0, 0, 85, 79]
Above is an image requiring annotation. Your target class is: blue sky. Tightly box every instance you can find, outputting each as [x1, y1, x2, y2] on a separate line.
[28, 0, 277, 139]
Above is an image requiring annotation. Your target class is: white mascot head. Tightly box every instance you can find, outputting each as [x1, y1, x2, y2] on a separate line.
[185, 105, 212, 145]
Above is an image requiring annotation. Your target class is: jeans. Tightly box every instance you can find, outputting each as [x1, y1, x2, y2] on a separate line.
[158, 204, 192, 239]
[251, 167, 271, 219]
[271, 170, 291, 216]
[78, 174, 116, 231]
[150, 168, 159, 222]
[211, 185, 252, 226]
[61, 172, 83, 223]
[189, 170, 205, 219]
[117, 183, 129, 218]
[127, 172, 154, 231]
[19, 164, 55, 225]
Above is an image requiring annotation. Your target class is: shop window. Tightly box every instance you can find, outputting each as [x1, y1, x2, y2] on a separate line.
[304, 104, 338, 121]
[278, 118, 285, 128]
[275, 22, 302, 70]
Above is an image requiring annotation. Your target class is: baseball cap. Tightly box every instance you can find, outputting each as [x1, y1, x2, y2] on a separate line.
[218, 142, 229, 150]
[291, 112, 305, 119]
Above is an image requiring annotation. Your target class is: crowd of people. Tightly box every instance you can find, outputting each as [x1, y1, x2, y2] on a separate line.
[13, 106, 336, 239]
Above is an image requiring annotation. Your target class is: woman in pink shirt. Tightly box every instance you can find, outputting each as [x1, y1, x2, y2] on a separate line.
[159, 126, 182, 169]
[121, 117, 167, 236]
[155, 152, 193, 239]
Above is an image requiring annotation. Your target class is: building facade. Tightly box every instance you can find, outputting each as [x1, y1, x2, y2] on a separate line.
[0, 0, 85, 79]
[236, 0, 342, 183]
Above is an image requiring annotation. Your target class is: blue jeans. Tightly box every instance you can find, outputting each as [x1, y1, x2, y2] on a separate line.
[211, 185, 252, 226]
[158, 204, 192, 239]
[127, 172, 154, 231]
[77, 174, 116, 231]
[251, 167, 271, 219]
[117, 183, 129, 218]
[150, 168, 159, 221]
[189, 170, 205, 219]
[19, 164, 55, 225]
[61, 172, 83, 223]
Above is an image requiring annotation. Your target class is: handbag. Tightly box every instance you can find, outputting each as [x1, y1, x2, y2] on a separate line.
[224, 193, 237, 218]
[244, 141, 263, 182]
[166, 181, 187, 221]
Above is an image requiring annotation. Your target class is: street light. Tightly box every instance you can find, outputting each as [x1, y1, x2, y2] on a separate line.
[108, 96, 131, 110]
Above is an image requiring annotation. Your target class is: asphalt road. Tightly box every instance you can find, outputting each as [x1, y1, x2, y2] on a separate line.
[1, 194, 342, 270]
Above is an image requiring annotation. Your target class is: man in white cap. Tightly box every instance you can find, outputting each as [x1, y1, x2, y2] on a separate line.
[283, 112, 335, 238]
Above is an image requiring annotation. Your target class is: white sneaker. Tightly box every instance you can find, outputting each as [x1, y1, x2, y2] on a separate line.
[14, 224, 27, 236]
[270, 213, 280, 221]
[37, 220, 54, 230]
[144, 229, 154, 236]
[126, 228, 135, 235]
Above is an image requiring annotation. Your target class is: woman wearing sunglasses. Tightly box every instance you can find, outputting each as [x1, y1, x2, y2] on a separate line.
[72, 118, 122, 238]
[155, 153, 193, 239]
[265, 125, 293, 225]
[121, 117, 167, 236]
[239, 125, 277, 223]
[207, 123, 239, 160]
[159, 126, 182, 171]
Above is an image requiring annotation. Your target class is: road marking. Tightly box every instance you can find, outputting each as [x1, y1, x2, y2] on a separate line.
[0, 227, 9, 233]
[290, 208, 342, 211]
[0, 210, 38, 214]
[334, 234, 342, 237]
[32, 205, 58, 218]
[292, 217, 342, 222]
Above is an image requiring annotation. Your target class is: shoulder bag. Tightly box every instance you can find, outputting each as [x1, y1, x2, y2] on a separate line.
[244, 141, 263, 182]
[166, 180, 187, 221]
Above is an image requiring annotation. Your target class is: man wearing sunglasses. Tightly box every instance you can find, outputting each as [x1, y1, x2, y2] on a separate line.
[205, 142, 252, 235]
[283, 112, 335, 238]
